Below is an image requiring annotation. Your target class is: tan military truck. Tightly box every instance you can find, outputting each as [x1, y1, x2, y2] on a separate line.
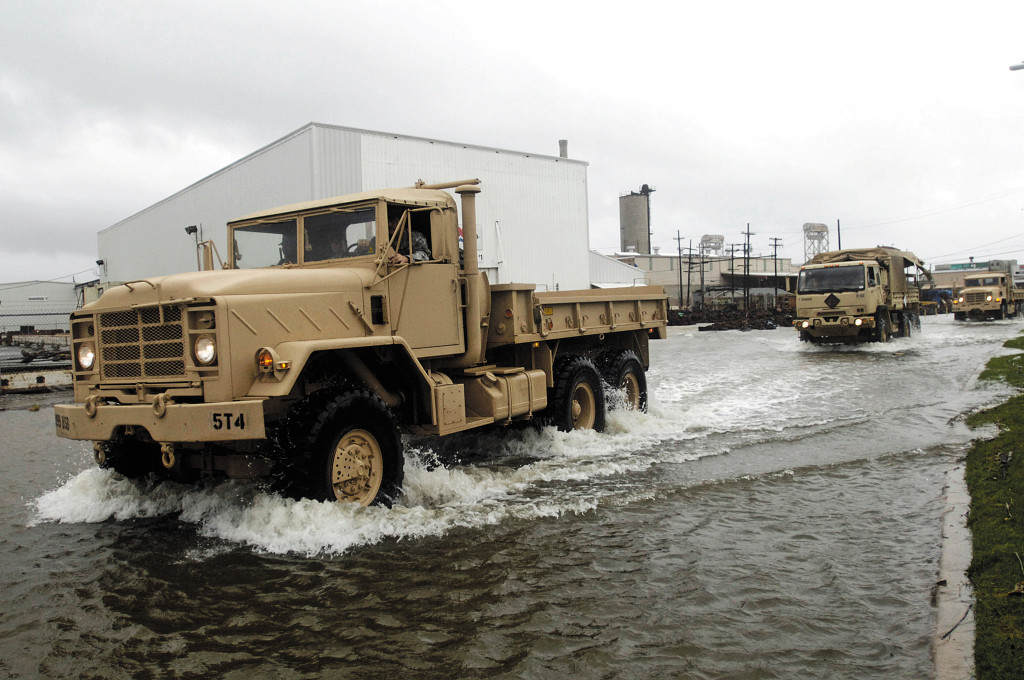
[792, 247, 930, 344]
[54, 180, 668, 506]
[952, 267, 1023, 320]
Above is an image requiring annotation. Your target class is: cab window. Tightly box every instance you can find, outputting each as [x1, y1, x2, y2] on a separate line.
[305, 208, 377, 262]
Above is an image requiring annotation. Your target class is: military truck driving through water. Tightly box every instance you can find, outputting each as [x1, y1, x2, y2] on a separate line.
[952, 264, 1023, 321]
[54, 180, 668, 506]
[792, 247, 930, 344]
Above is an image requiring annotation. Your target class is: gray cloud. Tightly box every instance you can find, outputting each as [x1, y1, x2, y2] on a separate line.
[2, 0, 1024, 283]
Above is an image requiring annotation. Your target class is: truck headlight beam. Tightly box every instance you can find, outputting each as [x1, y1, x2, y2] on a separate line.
[77, 343, 96, 370]
[194, 336, 217, 365]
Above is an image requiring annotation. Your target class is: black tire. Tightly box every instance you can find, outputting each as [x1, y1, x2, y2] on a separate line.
[598, 350, 648, 412]
[545, 356, 606, 432]
[98, 432, 161, 480]
[999, 304, 1008, 320]
[294, 389, 403, 506]
[874, 312, 890, 343]
[954, 312, 966, 321]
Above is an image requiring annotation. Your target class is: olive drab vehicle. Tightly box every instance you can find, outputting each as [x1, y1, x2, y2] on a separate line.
[792, 247, 930, 344]
[54, 180, 668, 506]
[952, 263, 1024, 321]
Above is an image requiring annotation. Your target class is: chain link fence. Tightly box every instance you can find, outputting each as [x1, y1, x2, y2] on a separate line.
[0, 303, 74, 393]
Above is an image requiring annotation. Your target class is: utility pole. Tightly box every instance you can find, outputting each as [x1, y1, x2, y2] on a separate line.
[727, 243, 741, 303]
[769, 237, 782, 307]
[698, 242, 706, 310]
[742, 224, 755, 312]
[674, 230, 685, 309]
[686, 239, 693, 307]
[837, 219, 842, 250]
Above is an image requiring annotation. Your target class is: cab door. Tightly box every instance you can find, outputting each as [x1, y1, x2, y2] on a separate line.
[388, 261, 464, 356]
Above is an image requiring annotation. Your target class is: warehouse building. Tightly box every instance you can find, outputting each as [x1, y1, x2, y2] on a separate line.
[98, 123, 638, 290]
[0, 281, 78, 334]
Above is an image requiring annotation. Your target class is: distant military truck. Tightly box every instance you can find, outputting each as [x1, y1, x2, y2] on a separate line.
[54, 180, 668, 506]
[792, 247, 930, 344]
[952, 267, 1023, 320]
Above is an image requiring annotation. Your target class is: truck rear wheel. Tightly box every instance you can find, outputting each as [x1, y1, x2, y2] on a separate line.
[297, 389, 403, 506]
[598, 350, 648, 412]
[547, 356, 606, 432]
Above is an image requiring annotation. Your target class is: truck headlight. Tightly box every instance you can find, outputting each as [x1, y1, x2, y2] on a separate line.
[194, 336, 217, 365]
[854, 318, 863, 326]
[986, 295, 993, 302]
[958, 297, 964, 303]
[801, 320, 810, 329]
[77, 343, 96, 370]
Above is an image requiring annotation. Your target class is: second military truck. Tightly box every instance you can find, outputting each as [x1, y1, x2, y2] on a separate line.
[54, 180, 668, 506]
[952, 263, 1023, 321]
[793, 247, 930, 344]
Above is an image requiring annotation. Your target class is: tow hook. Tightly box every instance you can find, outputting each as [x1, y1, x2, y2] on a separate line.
[160, 443, 176, 469]
[93, 442, 106, 465]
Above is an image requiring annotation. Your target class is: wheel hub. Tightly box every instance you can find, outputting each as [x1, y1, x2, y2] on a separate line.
[330, 429, 383, 505]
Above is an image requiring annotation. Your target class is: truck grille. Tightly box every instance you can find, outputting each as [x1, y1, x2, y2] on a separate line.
[964, 292, 989, 304]
[98, 305, 186, 379]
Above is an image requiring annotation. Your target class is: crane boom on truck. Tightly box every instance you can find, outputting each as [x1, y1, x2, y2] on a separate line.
[54, 180, 668, 506]
[792, 247, 931, 344]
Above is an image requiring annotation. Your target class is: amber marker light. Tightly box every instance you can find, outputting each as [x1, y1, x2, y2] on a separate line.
[256, 348, 275, 371]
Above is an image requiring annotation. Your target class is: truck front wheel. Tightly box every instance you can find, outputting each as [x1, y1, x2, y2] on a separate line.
[874, 313, 890, 343]
[97, 433, 161, 480]
[599, 350, 648, 412]
[298, 390, 403, 506]
[547, 356, 606, 432]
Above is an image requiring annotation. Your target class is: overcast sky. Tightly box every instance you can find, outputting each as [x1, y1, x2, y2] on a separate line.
[3, 0, 1024, 284]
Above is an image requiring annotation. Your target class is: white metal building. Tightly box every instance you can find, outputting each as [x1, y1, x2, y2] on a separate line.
[98, 123, 637, 290]
[0, 281, 78, 333]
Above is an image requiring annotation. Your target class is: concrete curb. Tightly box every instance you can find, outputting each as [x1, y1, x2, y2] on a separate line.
[933, 460, 975, 679]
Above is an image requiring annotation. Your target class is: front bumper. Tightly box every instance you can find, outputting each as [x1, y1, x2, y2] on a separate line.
[952, 304, 998, 316]
[54, 398, 266, 443]
[793, 316, 875, 338]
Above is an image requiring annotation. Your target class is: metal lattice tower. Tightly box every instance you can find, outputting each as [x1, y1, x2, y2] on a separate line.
[803, 223, 829, 262]
[700, 234, 724, 254]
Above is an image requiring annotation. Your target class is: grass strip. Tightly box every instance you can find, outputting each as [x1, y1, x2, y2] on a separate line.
[966, 334, 1024, 679]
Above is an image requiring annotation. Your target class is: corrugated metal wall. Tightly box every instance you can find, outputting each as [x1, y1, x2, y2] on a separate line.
[98, 128, 316, 281]
[98, 124, 593, 290]
[356, 132, 591, 290]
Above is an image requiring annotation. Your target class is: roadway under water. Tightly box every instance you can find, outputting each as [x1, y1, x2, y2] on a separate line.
[2, 314, 1019, 678]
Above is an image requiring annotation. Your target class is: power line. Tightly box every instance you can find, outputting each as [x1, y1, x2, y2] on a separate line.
[924, 232, 1024, 262]
[0, 268, 99, 291]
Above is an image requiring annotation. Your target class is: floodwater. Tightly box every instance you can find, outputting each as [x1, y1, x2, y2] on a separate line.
[1, 315, 1019, 679]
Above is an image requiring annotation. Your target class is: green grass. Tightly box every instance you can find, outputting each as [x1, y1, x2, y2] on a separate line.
[966, 334, 1024, 679]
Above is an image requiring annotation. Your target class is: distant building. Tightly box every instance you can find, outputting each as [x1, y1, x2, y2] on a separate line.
[0, 281, 77, 333]
[97, 122, 638, 291]
[611, 252, 797, 308]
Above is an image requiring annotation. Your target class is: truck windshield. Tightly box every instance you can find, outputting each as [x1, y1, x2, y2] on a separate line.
[233, 220, 298, 268]
[964, 277, 1000, 287]
[798, 265, 865, 293]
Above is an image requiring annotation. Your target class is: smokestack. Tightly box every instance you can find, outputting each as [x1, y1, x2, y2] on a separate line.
[558, 139, 568, 158]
